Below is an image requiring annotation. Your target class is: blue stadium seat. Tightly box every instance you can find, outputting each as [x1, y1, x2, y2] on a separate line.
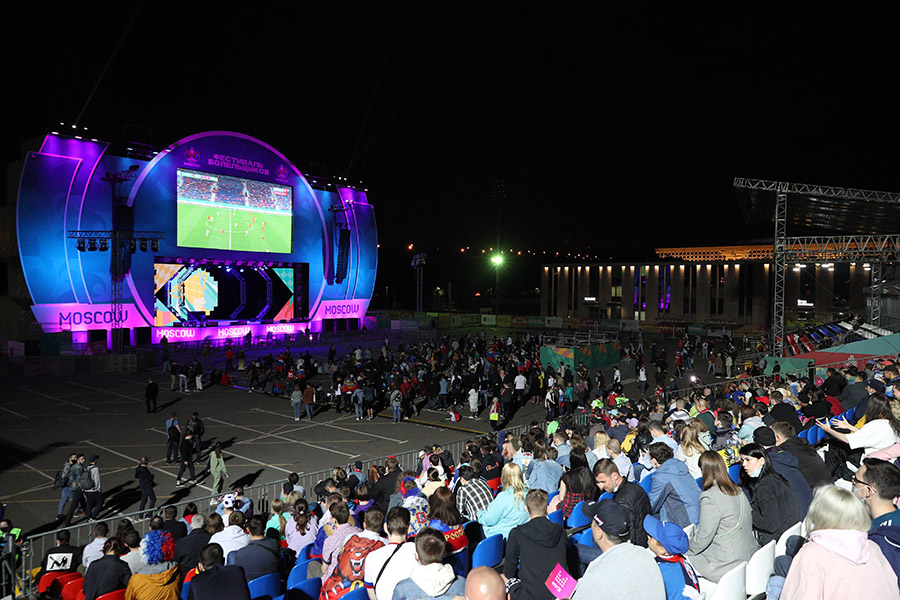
[472, 534, 504, 569]
[341, 588, 368, 600]
[287, 576, 321, 600]
[696, 476, 703, 490]
[566, 501, 591, 528]
[576, 528, 595, 547]
[247, 572, 281, 599]
[728, 464, 742, 485]
[181, 581, 190, 600]
[598, 492, 613, 501]
[547, 490, 560, 505]
[547, 509, 564, 527]
[639, 474, 654, 495]
[297, 543, 312, 562]
[287, 560, 316, 590]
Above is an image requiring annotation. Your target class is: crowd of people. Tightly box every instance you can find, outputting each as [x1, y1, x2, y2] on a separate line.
[11, 328, 900, 600]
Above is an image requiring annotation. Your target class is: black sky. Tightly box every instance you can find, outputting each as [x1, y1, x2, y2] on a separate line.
[6, 7, 899, 307]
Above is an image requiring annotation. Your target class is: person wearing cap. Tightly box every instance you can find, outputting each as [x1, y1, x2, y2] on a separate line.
[571, 499, 665, 600]
[753, 426, 812, 517]
[644, 515, 700, 600]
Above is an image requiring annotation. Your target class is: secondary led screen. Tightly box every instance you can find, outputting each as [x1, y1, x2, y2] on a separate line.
[176, 168, 292, 253]
[154, 262, 295, 326]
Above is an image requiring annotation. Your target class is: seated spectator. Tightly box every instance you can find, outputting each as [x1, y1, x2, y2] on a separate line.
[82, 521, 109, 571]
[753, 426, 813, 517]
[364, 507, 417, 600]
[420, 468, 446, 498]
[503, 489, 567, 600]
[209, 510, 250, 562]
[321, 501, 362, 577]
[321, 508, 385, 596]
[649, 421, 679, 453]
[121, 530, 143, 575]
[555, 449, 598, 519]
[392, 527, 467, 600]
[676, 425, 705, 479]
[686, 451, 756, 582]
[265, 498, 289, 541]
[36, 529, 80, 580]
[607, 438, 635, 482]
[593, 458, 651, 547]
[398, 476, 430, 537]
[738, 443, 800, 546]
[477, 463, 530, 540]
[644, 515, 701, 600]
[647, 443, 701, 529]
[227, 515, 282, 583]
[819, 393, 900, 464]
[781, 486, 900, 600]
[83, 538, 130, 600]
[125, 529, 179, 599]
[188, 543, 251, 600]
[525, 441, 564, 494]
[454, 465, 494, 522]
[426, 487, 468, 557]
[285, 497, 319, 556]
[465, 567, 506, 600]
[174, 514, 211, 579]
[738, 404, 764, 442]
[162, 505, 188, 541]
[571, 499, 665, 600]
[854, 458, 900, 530]
[771, 421, 834, 489]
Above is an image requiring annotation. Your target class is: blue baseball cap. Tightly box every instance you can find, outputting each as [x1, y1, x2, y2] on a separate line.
[643, 515, 689, 555]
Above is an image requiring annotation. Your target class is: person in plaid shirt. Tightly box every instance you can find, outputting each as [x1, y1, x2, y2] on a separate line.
[454, 465, 494, 521]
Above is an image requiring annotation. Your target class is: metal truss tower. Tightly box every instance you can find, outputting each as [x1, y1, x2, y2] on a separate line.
[734, 178, 899, 356]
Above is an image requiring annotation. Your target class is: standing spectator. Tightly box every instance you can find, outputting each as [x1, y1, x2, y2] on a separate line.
[686, 451, 756, 582]
[135, 457, 156, 519]
[176, 431, 196, 487]
[61, 454, 87, 526]
[291, 385, 303, 421]
[193, 359, 204, 391]
[781, 486, 900, 600]
[174, 515, 211, 579]
[571, 499, 665, 600]
[209, 443, 228, 494]
[83, 538, 130, 600]
[145, 378, 158, 413]
[303, 382, 316, 421]
[503, 489, 567, 600]
[56, 453, 77, 520]
[392, 527, 467, 600]
[84, 454, 103, 521]
[646, 443, 701, 528]
[477, 463, 529, 540]
[165, 412, 181, 464]
[227, 515, 282, 583]
[738, 443, 801, 546]
[186, 412, 205, 462]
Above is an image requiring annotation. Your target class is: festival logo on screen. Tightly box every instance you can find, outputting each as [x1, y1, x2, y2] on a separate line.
[184, 146, 200, 165]
[276, 164, 289, 183]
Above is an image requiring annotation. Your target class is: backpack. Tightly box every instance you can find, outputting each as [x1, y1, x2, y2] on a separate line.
[187, 418, 205, 437]
[168, 424, 180, 440]
[79, 468, 94, 490]
[52, 464, 70, 490]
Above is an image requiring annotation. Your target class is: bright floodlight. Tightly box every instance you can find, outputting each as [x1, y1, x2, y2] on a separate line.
[491, 255, 503, 265]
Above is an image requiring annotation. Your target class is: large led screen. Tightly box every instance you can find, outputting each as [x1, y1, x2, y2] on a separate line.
[154, 262, 296, 326]
[176, 169, 292, 253]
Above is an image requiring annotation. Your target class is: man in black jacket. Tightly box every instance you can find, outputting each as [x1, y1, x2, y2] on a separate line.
[162, 505, 188, 541]
[593, 459, 650, 547]
[504, 489, 567, 600]
[771, 421, 833, 489]
[189, 543, 251, 600]
[175, 515, 211, 578]
[371, 457, 402, 513]
[145, 378, 159, 413]
[767, 390, 804, 434]
[36, 530, 81, 580]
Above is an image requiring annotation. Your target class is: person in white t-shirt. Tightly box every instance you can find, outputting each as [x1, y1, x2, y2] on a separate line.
[819, 394, 900, 459]
[364, 506, 417, 600]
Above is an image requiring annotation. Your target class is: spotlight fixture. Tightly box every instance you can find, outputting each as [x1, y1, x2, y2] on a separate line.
[139, 239, 148, 252]
[130, 240, 137, 253]
[98, 239, 109, 252]
[150, 239, 159, 252]
[87, 240, 98, 251]
[77, 239, 86, 252]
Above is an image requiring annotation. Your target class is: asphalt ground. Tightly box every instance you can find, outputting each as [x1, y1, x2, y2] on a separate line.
[0, 338, 563, 539]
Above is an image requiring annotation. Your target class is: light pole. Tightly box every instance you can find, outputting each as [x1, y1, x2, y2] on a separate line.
[491, 254, 503, 314]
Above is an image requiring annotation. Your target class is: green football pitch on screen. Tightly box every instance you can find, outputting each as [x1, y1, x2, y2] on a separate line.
[177, 202, 292, 253]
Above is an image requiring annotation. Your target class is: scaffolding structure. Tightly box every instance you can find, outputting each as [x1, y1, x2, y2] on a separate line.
[733, 178, 899, 357]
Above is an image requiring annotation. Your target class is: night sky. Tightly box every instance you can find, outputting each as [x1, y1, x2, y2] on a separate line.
[6, 7, 899, 309]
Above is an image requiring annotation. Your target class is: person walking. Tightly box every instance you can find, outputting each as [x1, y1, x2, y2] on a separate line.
[83, 454, 103, 521]
[176, 431, 196, 487]
[209, 443, 228, 495]
[187, 411, 205, 462]
[56, 454, 77, 520]
[135, 457, 156, 519]
[60, 454, 87, 526]
[302, 382, 316, 421]
[145, 378, 159, 413]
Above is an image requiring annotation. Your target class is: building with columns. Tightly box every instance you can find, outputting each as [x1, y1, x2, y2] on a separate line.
[540, 244, 889, 331]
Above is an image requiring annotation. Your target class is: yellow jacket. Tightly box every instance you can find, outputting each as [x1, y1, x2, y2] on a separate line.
[124, 566, 179, 600]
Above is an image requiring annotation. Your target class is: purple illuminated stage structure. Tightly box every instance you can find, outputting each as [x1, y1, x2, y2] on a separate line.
[16, 131, 377, 347]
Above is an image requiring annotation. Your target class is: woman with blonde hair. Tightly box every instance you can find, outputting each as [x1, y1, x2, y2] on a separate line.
[477, 462, 529, 539]
[591, 431, 611, 462]
[687, 451, 757, 582]
[676, 425, 706, 479]
[689, 417, 712, 450]
[780, 486, 900, 599]
[265, 498, 289, 541]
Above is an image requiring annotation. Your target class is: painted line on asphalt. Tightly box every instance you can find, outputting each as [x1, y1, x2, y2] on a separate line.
[82, 440, 215, 492]
[145, 428, 297, 474]
[251, 407, 408, 444]
[206, 417, 359, 458]
[21, 387, 90, 411]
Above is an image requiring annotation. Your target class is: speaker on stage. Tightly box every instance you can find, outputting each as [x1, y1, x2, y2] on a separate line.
[335, 227, 351, 284]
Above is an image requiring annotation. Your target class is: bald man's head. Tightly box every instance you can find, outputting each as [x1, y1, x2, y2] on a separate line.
[465, 566, 506, 600]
